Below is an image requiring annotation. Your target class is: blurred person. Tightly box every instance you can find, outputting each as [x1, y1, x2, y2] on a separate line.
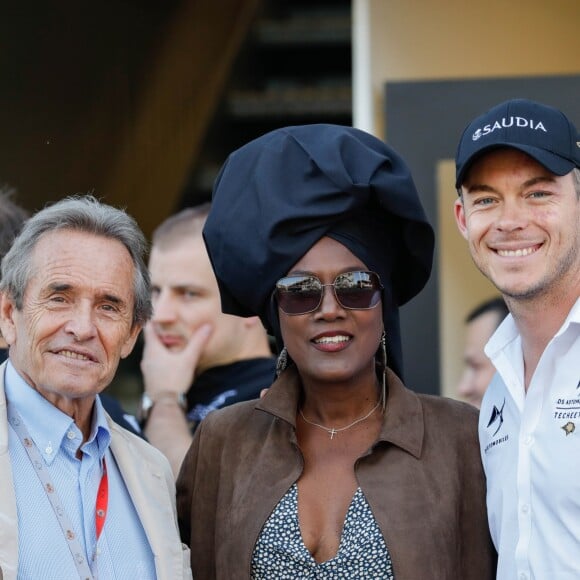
[177, 125, 495, 579]
[457, 296, 508, 408]
[0, 195, 191, 579]
[454, 98, 580, 579]
[139, 204, 275, 477]
[0, 186, 28, 356]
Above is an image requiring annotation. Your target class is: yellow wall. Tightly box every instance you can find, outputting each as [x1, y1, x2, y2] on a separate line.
[369, 0, 580, 136]
[367, 0, 580, 400]
[437, 161, 497, 397]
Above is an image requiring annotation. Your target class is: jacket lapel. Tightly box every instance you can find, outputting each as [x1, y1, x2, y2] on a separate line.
[108, 422, 173, 578]
[0, 362, 20, 580]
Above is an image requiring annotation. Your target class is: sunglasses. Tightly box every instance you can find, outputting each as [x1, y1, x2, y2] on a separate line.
[275, 270, 383, 315]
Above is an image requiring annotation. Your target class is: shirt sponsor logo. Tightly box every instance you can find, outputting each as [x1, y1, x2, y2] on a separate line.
[487, 398, 505, 437]
[553, 396, 580, 420]
[562, 421, 575, 436]
[484, 398, 509, 454]
[484, 434, 509, 454]
[472, 117, 547, 141]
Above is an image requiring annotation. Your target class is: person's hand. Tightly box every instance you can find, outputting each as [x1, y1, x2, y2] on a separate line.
[140, 322, 213, 400]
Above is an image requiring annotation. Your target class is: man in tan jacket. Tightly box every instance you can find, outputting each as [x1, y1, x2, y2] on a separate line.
[0, 195, 191, 579]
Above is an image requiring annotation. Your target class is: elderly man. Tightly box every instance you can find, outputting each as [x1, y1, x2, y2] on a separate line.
[0, 195, 191, 579]
[454, 98, 580, 579]
[0, 189, 142, 437]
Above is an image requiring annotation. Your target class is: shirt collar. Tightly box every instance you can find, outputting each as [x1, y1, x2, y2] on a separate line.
[484, 312, 519, 361]
[556, 296, 580, 335]
[485, 296, 580, 360]
[255, 365, 424, 459]
[4, 360, 111, 464]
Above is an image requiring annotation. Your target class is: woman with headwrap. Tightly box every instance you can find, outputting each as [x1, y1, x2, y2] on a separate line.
[176, 125, 496, 579]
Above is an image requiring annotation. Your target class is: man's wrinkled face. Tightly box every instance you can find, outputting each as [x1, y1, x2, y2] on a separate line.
[0, 230, 141, 403]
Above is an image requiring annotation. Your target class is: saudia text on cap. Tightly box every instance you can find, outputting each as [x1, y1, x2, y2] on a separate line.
[472, 117, 547, 141]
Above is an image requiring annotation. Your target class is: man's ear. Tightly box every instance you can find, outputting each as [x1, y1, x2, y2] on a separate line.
[243, 316, 261, 329]
[121, 324, 142, 359]
[454, 197, 469, 240]
[0, 293, 17, 345]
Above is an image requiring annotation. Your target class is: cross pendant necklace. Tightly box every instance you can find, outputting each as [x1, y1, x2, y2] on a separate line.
[299, 400, 381, 439]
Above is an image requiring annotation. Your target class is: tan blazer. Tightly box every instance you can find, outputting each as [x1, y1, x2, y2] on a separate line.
[0, 361, 192, 580]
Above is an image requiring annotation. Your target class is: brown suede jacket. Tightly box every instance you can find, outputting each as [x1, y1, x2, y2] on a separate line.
[176, 367, 496, 579]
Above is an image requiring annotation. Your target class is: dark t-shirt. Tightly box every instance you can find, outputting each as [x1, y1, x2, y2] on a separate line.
[185, 357, 276, 430]
[99, 393, 143, 437]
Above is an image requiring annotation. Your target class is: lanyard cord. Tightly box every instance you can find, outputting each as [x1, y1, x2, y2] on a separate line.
[96, 459, 108, 540]
[8, 405, 108, 580]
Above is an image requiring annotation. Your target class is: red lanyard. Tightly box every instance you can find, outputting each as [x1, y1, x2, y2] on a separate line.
[96, 458, 109, 540]
[9, 404, 110, 579]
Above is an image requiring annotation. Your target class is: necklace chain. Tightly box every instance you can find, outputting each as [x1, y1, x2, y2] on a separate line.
[299, 400, 381, 439]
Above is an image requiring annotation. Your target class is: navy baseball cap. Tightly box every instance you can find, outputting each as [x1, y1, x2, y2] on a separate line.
[455, 98, 580, 189]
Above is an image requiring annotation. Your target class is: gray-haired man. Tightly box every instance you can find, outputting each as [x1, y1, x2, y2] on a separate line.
[0, 195, 191, 579]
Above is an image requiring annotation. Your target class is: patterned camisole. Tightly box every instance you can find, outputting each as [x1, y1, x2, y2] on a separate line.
[251, 483, 395, 579]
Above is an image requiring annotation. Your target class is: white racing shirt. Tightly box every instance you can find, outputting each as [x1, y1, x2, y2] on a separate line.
[479, 298, 580, 580]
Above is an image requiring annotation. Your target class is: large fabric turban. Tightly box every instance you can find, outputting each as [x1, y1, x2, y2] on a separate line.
[203, 124, 434, 378]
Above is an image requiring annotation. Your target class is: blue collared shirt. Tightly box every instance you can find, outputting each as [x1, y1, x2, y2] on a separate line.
[5, 361, 156, 579]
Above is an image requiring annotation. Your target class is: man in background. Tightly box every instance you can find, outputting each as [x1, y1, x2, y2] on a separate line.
[0, 187, 28, 358]
[454, 98, 580, 579]
[457, 296, 508, 408]
[139, 204, 275, 477]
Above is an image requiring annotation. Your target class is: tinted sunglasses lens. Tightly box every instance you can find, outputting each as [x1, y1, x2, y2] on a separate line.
[335, 271, 382, 309]
[276, 275, 322, 314]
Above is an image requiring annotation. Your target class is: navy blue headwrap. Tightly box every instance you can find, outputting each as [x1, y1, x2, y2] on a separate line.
[203, 124, 434, 378]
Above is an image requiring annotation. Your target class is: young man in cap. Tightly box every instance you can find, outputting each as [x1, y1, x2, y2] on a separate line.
[454, 98, 580, 579]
